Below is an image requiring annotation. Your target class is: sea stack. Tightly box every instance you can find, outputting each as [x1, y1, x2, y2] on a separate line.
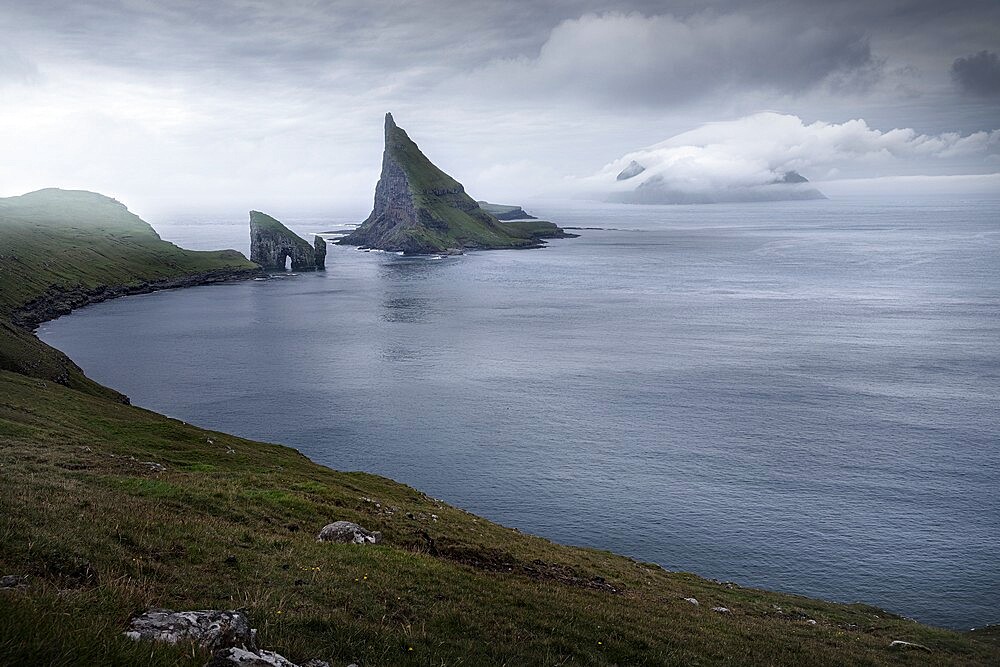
[339, 113, 537, 254]
[249, 211, 326, 271]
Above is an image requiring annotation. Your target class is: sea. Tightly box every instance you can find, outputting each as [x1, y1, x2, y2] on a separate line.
[38, 195, 1000, 630]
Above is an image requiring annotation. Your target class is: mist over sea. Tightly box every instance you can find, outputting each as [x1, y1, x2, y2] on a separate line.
[39, 195, 1000, 629]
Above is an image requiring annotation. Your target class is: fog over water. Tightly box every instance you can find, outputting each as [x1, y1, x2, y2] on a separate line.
[40, 195, 1000, 630]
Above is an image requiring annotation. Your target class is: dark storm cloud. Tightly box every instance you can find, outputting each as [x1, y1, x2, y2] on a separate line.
[952, 51, 1000, 97]
[468, 11, 881, 107]
[3, 0, 998, 105]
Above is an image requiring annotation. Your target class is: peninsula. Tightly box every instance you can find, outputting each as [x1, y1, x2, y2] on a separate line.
[339, 114, 572, 253]
[1, 188, 997, 665]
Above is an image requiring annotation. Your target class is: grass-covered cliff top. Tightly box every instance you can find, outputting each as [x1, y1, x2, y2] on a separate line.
[0, 188, 997, 665]
[0, 189, 257, 318]
[249, 210, 314, 251]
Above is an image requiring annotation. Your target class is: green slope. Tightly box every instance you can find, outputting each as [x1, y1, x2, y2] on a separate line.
[0, 189, 260, 399]
[0, 189, 996, 665]
[340, 115, 545, 253]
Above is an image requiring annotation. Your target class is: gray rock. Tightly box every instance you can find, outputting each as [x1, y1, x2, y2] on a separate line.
[616, 160, 646, 181]
[317, 521, 382, 545]
[313, 235, 327, 270]
[249, 211, 325, 271]
[889, 640, 931, 652]
[683, 597, 699, 606]
[207, 647, 298, 667]
[125, 609, 255, 651]
[300, 660, 331, 667]
[0, 574, 28, 589]
[711, 606, 730, 613]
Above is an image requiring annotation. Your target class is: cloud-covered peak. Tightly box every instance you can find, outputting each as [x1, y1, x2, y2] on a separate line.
[585, 113, 1000, 204]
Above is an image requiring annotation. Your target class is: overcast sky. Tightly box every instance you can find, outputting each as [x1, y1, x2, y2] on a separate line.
[1, 0, 998, 214]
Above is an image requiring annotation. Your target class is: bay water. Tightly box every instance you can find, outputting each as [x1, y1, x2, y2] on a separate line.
[39, 196, 1000, 629]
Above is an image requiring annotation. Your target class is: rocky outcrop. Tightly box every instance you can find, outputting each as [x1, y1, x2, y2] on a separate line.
[125, 609, 255, 652]
[313, 235, 327, 268]
[317, 520, 382, 544]
[126, 609, 330, 667]
[249, 211, 325, 271]
[338, 114, 539, 254]
[616, 160, 646, 181]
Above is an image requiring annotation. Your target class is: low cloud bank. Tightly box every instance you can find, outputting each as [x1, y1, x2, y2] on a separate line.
[583, 113, 1000, 203]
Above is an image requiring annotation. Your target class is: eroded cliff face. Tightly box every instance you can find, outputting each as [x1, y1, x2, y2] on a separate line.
[249, 211, 326, 271]
[339, 113, 534, 254]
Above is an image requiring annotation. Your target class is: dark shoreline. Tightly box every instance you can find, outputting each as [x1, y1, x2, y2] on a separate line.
[13, 266, 265, 331]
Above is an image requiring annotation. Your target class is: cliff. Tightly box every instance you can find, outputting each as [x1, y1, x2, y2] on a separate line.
[339, 114, 539, 253]
[249, 210, 326, 271]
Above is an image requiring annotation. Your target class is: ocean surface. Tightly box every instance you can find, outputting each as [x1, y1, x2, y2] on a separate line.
[39, 196, 1000, 630]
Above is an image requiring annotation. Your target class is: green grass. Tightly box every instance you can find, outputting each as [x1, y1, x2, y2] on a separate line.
[0, 189, 257, 318]
[2, 370, 997, 666]
[0, 187, 997, 665]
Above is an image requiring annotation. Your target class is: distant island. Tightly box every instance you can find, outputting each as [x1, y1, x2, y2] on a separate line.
[611, 165, 827, 204]
[476, 201, 537, 220]
[339, 114, 574, 253]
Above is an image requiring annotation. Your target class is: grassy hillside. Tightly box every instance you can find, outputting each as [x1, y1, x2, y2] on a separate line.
[0, 189, 997, 665]
[0, 189, 258, 321]
[0, 189, 259, 397]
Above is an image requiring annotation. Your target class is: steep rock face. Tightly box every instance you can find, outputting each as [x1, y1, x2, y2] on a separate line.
[616, 160, 646, 181]
[339, 114, 535, 253]
[313, 235, 327, 269]
[249, 211, 325, 271]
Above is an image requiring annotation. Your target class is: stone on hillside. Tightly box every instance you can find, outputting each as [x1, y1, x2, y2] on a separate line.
[317, 520, 382, 545]
[125, 609, 255, 651]
[207, 647, 301, 667]
[249, 211, 325, 271]
[0, 574, 28, 589]
[889, 640, 931, 652]
[684, 597, 699, 606]
[711, 607, 730, 613]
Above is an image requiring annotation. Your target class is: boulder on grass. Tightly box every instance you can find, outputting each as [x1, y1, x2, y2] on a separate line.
[317, 521, 382, 545]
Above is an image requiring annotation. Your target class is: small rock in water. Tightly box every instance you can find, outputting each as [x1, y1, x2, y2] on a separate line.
[125, 609, 255, 651]
[889, 640, 931, 652]
[0, 574, 28, 589]
[207, 647, 298, 666]
[711, 607, 730, 613]
[684, 597, 699, 606]
[317, 521, 382, 545]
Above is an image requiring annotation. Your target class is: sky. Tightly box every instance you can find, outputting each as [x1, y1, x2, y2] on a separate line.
[1, 0, 998, 215]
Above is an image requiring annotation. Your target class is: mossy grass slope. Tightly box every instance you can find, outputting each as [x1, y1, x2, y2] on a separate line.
[0, 188, 996, 665]
[0, 189, 257, 318]
[0, 189, 259, 399]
